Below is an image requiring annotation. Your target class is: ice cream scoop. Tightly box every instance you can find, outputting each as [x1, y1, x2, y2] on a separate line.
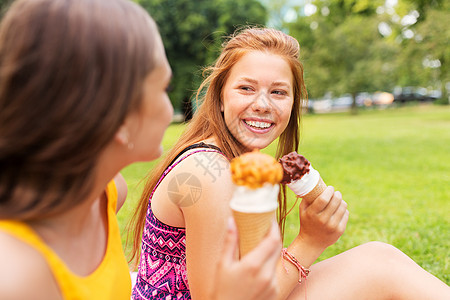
[279, 151, 327, 203]
[279, 151, 310, 184]
[230, 149, 283, 189]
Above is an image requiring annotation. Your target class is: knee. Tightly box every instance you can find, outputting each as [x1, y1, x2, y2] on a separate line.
[359, 241, 408, 264]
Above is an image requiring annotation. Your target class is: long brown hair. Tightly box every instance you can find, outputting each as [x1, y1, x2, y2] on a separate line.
[0, 0, 158, 220]
[128, 27, 307, 266]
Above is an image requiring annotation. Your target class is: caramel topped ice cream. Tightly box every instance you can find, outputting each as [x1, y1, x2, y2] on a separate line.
[279, 152, 311, 184]
[230, 149, 283, 189]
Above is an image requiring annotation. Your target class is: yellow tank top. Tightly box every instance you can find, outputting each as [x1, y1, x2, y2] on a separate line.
[0, 180, 131, 299]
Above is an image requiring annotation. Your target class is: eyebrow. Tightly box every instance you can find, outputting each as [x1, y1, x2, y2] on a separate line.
[237, 77, 290, 88]
[237, 77, 258, 84]
[272, 81, 290, 88]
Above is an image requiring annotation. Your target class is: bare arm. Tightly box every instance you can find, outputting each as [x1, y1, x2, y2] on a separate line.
[275, 186, 349, 300]
[176, 152, 348, 299]
[179, 152, 235, 299]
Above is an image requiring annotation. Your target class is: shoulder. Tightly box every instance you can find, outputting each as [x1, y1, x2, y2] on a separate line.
[173, 149, 231, 187]
[0, 231, 60, 299]
[170, 150, 233, 209]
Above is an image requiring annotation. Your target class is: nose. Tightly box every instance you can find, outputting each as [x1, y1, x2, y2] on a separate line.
[251, 92, 273, 113]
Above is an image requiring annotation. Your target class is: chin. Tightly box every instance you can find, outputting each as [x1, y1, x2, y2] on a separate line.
[238, 133, 278, 152]
[241, 141, 272, 152]
[144, 145, 164, 162]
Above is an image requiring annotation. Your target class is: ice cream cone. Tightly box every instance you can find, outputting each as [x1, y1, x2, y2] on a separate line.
[229, 184, 279, 258]
[231, 209, 276, 257]
[300, 176, 326, 203]
[286, 164, 327, 202]
[229, 150, 283, 258]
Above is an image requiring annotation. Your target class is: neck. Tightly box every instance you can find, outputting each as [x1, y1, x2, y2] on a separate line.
[28, 176, 111, 236]
[29, 146, 125, 238]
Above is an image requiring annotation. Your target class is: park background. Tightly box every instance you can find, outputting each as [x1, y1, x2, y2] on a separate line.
[110, 0, 449, 283]
[114, 0, 449, 283]
[2, 0, 446, 283]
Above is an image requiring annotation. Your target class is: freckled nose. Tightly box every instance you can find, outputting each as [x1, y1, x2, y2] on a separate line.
[251, 92, 272, 112]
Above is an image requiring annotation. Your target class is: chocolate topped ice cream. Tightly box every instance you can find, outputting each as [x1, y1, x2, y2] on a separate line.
[279, 151, 311, 184]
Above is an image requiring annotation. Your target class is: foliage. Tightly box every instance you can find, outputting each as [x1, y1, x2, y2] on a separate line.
[284, 0, 449, 109]
[398, 3, 450, 102]
[258, 0, 294, 29]
[287, 0, 398, 112]
[402, 0, 445, 17]
[137, 0, 267, 112]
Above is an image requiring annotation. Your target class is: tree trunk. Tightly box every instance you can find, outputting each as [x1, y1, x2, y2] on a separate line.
[351, 91, 358, 115]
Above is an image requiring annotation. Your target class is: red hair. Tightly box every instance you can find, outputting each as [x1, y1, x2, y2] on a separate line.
[128, 27, 307, 267]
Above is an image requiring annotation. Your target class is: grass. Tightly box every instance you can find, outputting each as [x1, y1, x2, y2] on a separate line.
[117, 104, 450, 283]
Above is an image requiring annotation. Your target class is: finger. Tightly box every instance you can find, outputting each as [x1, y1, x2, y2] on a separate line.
[320, 191, 343, 217]
[309, 186, 335, 214]
[338, 209, 349, 232]
[336, 200, 348, 219]
[243, 221, 281, 265]
[220, 217, 239, 265]
[299, 197, 308, 212]
[328, 201, 348, 230]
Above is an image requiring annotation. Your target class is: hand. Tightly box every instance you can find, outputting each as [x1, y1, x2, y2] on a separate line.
[211, 218, 281, 300]
[298, 186, 349, 250]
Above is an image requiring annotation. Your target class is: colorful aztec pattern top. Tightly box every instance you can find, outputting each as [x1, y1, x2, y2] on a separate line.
[132, 144, 224, 300]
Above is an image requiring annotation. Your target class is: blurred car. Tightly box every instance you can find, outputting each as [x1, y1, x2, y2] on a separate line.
[311, 99, 332, 113]
[428, 89, 442, 100]
[393, 86, 434, 103]
[333, 94, 353, 110]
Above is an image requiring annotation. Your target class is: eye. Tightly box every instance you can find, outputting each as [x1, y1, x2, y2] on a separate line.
[239, 86, 254, 92]
[272, 90, 287, 96]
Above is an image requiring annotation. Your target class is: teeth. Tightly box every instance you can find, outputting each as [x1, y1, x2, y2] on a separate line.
[245, 120, 272, 129]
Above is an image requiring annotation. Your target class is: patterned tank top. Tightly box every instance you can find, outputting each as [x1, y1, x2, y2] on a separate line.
[132, 143, 225, 300]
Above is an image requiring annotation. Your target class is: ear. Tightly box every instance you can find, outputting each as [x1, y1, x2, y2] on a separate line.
[220, 101, 224, 112]
[115, 124, 129, 146]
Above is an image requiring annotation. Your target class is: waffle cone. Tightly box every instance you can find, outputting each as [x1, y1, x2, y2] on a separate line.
[301, 176, 327, 203]
[232, 209, 276, 258]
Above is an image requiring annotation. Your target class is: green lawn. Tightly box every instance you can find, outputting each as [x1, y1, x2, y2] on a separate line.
[118, 104, 450, 283]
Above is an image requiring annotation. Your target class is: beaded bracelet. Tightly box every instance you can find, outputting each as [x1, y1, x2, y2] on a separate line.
[281, 248, 310, 283]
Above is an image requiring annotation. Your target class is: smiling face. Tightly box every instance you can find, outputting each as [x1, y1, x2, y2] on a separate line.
[221, 51, 294, 151]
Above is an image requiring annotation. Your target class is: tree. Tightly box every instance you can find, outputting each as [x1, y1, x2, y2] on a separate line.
[395, 1, 449, 103]
[286, 0, 397, 113]
[137, 0, 267, 117]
